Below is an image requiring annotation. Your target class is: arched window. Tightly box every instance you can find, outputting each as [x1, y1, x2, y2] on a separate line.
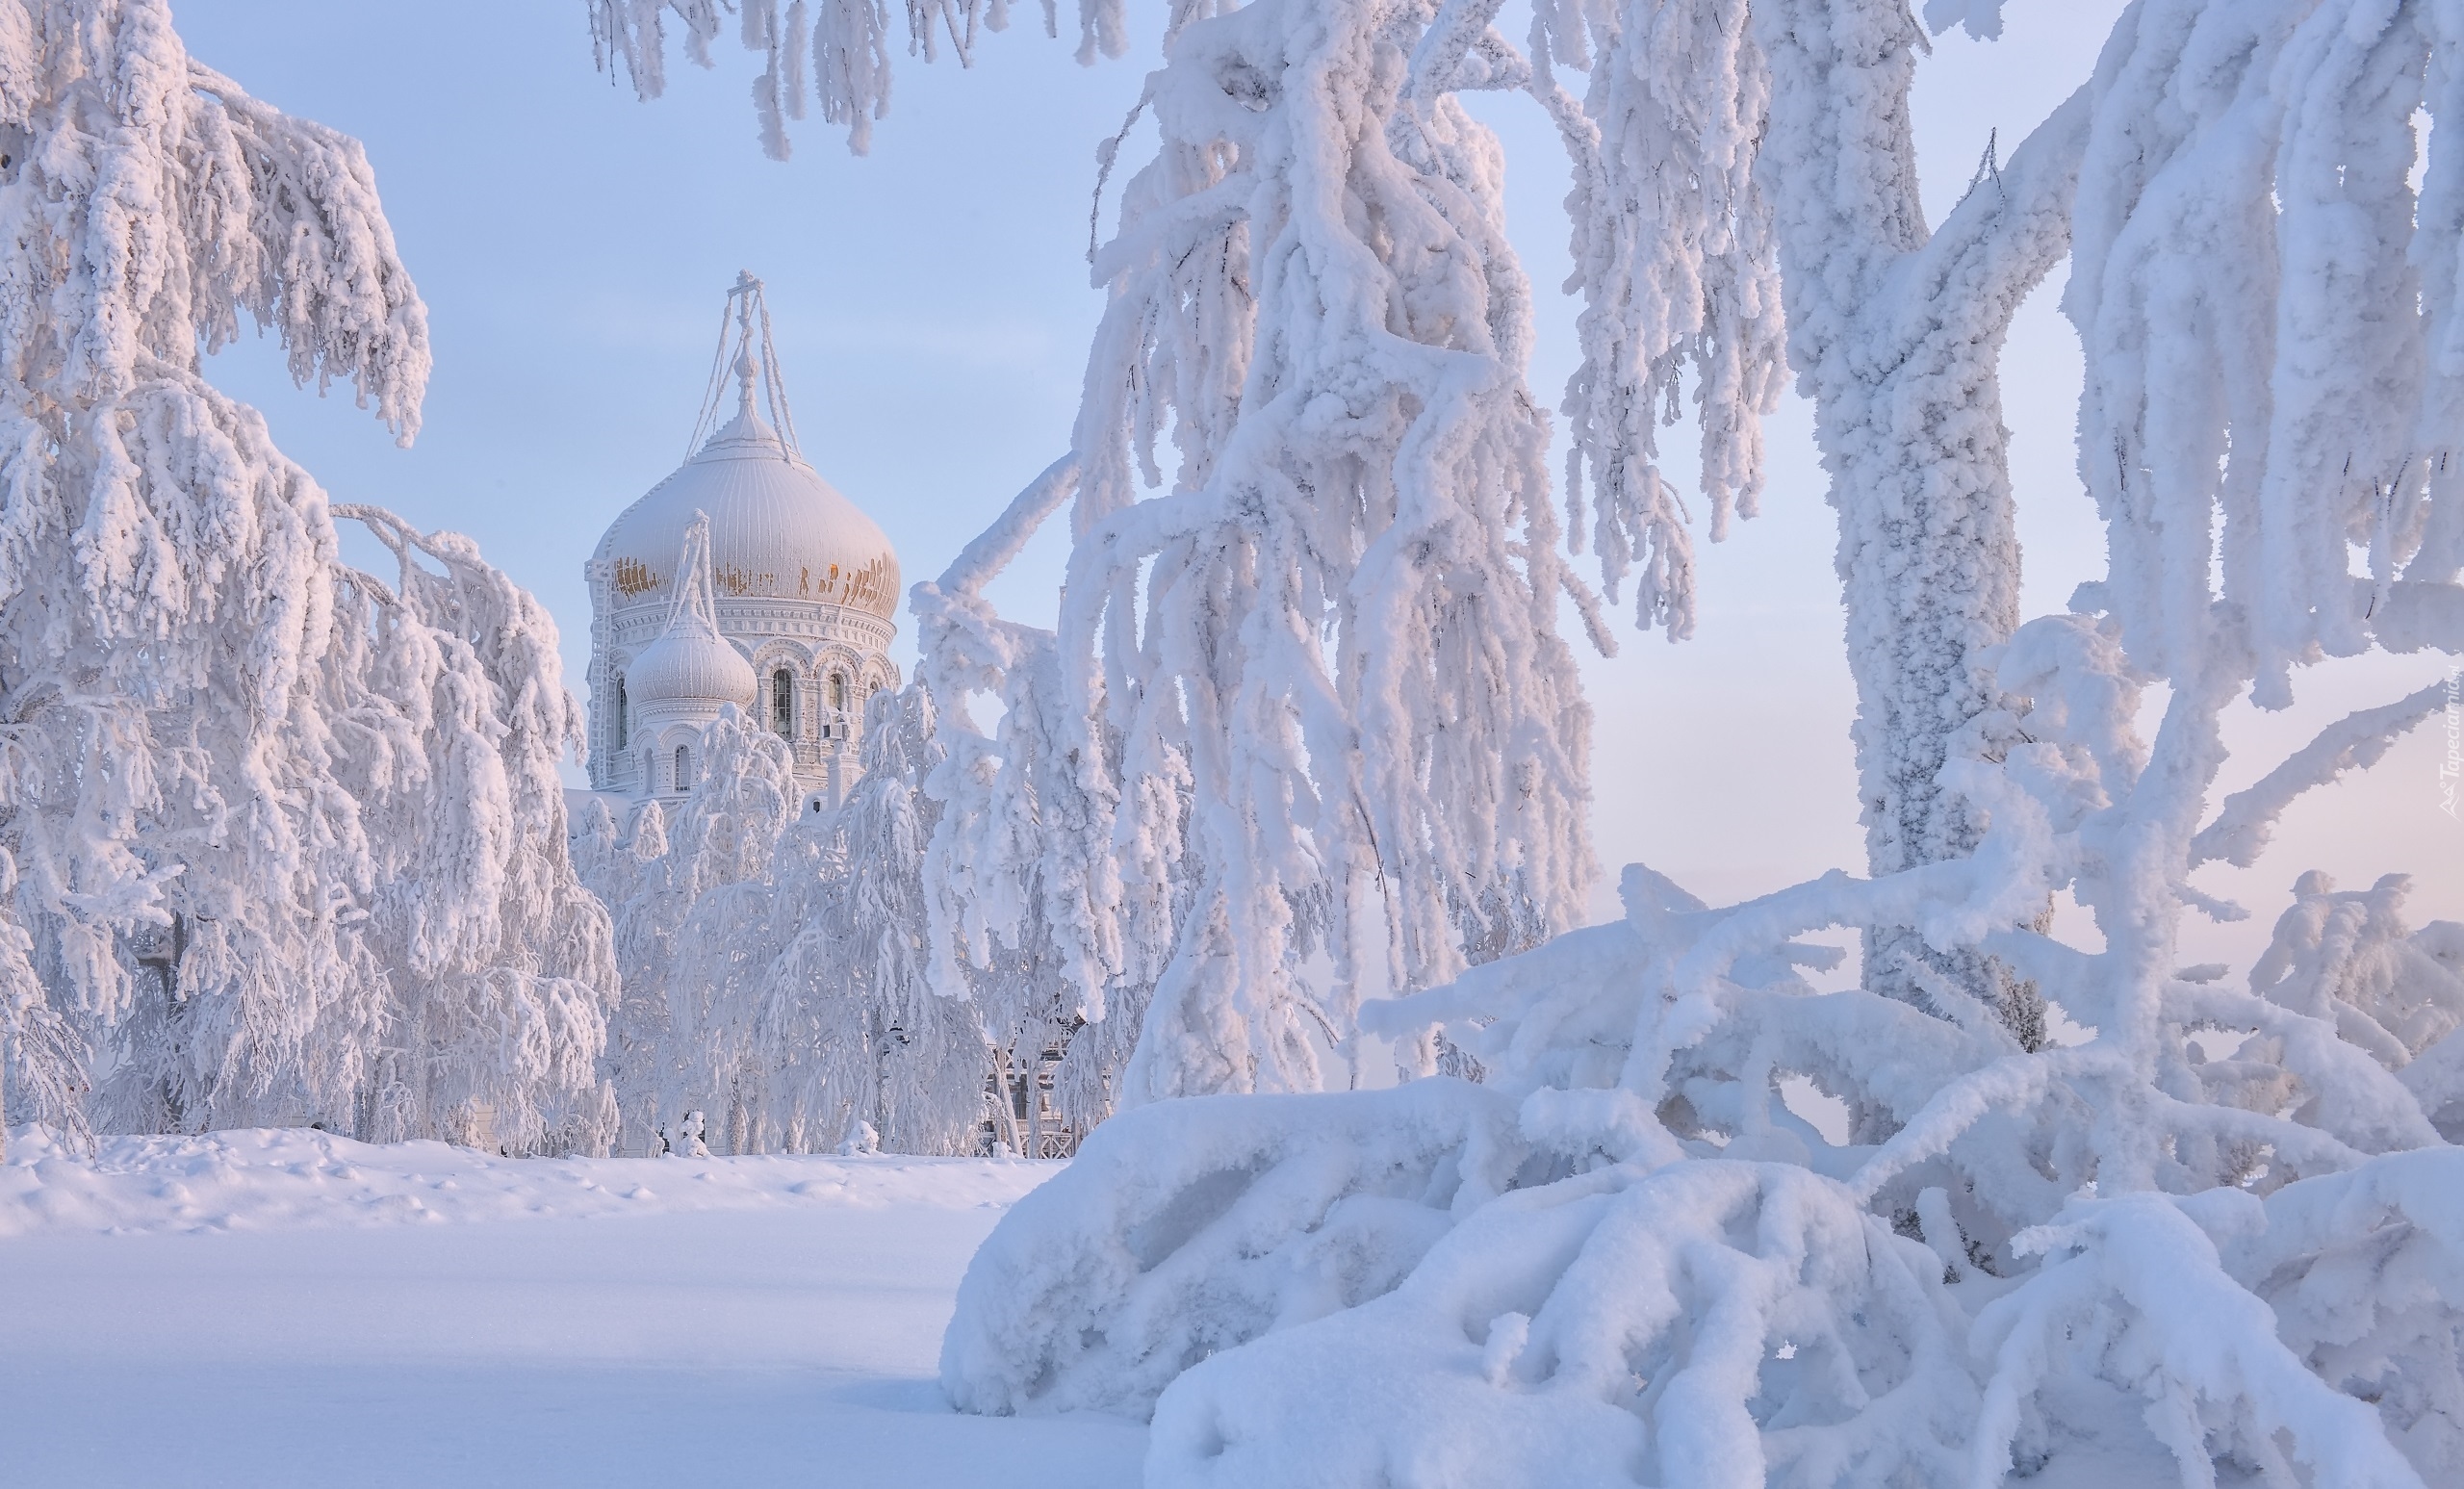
[830, 672, 848, 711]
[673, 744, 690, 792]
[770, 669, 794, 737]
[614, 674, 629, 750]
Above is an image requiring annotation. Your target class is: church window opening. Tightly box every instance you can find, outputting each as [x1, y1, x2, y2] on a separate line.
[770, 669, 793, 736]
[614, 674, 629, 749]
[831, 672, 848, 711]
[674, 744, 690, 792]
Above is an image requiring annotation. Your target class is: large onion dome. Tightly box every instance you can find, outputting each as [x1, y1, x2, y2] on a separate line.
[592, 360, 899, 622]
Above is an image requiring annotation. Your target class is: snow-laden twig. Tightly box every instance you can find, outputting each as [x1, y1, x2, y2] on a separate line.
[2193, 680, 2453, 868]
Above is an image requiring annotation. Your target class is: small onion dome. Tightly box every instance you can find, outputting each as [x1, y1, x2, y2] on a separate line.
[628, 608, 757, 712]
[627, 512, 757, 716]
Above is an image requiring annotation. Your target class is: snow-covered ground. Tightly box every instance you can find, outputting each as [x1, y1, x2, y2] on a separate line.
[0, 1127, 1143, 1488]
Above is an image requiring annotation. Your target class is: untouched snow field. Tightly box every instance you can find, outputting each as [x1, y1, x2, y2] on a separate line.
[0, 1127, 1144, 1488]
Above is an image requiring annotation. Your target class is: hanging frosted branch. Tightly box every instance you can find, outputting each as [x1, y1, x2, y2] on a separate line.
[1530, 0, 1784, 640]
[2070, 0, 2464, 700]
[586, 0, 1130, 156]
[331, 504, 621, 1153]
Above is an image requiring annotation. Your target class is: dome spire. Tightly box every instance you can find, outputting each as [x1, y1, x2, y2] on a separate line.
[732, 271, 761, 424]
[669, 508, 724, 636]
[689, 270, 801, 461]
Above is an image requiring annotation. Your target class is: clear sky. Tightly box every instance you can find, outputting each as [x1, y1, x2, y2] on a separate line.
[172, 0, 2458, 968]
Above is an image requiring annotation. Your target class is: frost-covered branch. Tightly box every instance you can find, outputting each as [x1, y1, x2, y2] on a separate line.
[1530, 0, 1780, 642]
[2193, 679, 2454, 868]
[184, 64, 431, 440]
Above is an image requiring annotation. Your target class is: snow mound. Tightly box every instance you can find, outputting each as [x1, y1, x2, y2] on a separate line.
[0, 1125, 1056, 1240]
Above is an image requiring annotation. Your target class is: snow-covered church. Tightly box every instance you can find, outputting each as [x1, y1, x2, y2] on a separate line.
[584, 275, 901, 813]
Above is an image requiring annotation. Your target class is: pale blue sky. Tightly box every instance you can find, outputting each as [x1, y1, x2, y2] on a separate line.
[173, 1, 2457, 961]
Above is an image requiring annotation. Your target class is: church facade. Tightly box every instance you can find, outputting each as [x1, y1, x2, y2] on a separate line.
[583, 275, 902, 814]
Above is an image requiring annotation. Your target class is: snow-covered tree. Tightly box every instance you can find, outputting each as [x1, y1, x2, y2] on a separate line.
[320, 506, 620, 1152]
[569, 795, 624, 898]
[928, 0, 1601, 1104]
[937, 2, 2464, 1483]
[597, 684, 990, 1155]
[1521, 0, 2087, 1023]
[910, 463, 1169, 1133]
[74, 495, 624, 1152]
[602, 697, 803, 1151]
[0, 0, 614, 1155]
[821, 683, 988, 1153]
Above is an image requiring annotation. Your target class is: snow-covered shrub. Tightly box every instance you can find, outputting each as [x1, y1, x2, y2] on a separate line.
[2250, 873, 2464, 1077]
[1149, 1157, 1991, 1489]
[0, 0, 614, 1154]
[948, 719, 2464, 1483]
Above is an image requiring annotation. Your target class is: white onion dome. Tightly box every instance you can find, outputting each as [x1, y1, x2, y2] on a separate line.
[627, 601, 757, 712]
[625, 508, 757, 718]
[592, 405, 899, 621]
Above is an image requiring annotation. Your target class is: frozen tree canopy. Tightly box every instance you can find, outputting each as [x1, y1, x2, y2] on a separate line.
[0, 0, 615, 1155]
